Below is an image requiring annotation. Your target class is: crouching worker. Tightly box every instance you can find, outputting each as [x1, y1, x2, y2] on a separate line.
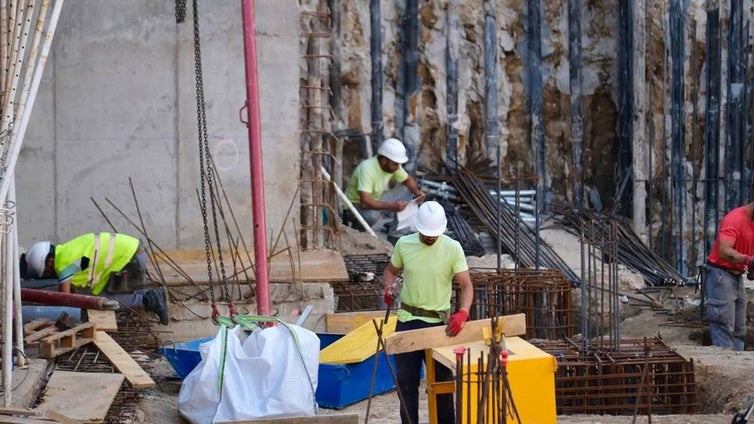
[21, 232, 169, 325]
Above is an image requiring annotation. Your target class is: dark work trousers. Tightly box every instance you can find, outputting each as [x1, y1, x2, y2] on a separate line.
[395, 319, 454, 424]
[704, 265, 747, 350]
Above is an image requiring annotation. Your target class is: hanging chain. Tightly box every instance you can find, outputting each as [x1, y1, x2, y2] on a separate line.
[191, 0, 231, 318]
[175, 0, 186, 24]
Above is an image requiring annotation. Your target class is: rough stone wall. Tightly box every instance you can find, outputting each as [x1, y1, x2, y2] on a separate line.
[329, 0, 622, 206]
[325, 0, 754, 269]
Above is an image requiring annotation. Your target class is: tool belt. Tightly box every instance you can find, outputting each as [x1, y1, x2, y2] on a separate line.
[706, 262, 743, 278]
[400, 303, 449, 323]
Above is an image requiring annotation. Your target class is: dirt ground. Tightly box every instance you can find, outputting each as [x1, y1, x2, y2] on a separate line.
[132, 224, 754, 424]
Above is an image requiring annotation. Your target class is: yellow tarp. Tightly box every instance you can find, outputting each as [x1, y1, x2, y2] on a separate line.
[319, 318, 396, 364]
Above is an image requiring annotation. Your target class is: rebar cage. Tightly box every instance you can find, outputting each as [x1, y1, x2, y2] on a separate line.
[531, 337, 697, 415]
[462, 268, 575, 340]
[333, 254, 391, 311]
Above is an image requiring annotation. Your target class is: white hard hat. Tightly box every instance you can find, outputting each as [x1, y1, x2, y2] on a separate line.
[377, 138, 409, 164]
[26, 241, 52, 278]
[415, 201, 447, 237]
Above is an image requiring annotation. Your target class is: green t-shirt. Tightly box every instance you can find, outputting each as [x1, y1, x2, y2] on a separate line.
[390, 233, 469, 323]
[344, 156, 409, 207]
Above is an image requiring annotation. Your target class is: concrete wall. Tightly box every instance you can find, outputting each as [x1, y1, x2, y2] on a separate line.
[16, 0, 300, 251]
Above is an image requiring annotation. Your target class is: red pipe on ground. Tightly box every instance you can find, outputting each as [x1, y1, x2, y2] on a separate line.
[21, 288, 118, 310]
[241, 0, 270, 315]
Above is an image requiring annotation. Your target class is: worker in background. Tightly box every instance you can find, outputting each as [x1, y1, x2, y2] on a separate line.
[704, 201, 754, 350]
[342, 137, 426, 230]
[382, 201, 474, 424]
[21, 232, 170, 325]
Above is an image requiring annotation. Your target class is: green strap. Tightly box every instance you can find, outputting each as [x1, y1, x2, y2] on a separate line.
[215, 325, 230, 394]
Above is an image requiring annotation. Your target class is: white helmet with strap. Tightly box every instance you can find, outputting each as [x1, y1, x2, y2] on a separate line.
[377, 138, 409, 164]
[26, 241, 52, 278]
[415, 201, 447, 236]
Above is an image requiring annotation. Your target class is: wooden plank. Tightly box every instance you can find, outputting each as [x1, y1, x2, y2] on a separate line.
[0, 416, 56, 423]
[153, 249, 348, 283]
[23, 319, 54, 333]
[35, 371, 124, 423]
[0, 407, 42, 417]
[93, 331, 155, 388]
[86, 310, 118, 332]
[45, 411, 84, 424]
[384, 313, 526, 355]
[217, 415, 359, 424]
[24, 326, 59, 344]
[325, 310, 394, 334]
[319, 318, 396, 364]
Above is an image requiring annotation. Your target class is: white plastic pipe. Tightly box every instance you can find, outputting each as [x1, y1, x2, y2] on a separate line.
[3, 209, 12, 406]
[10, 182, 24, 367]
[0, 0, 63, 203]
[320, 166, 377, 237]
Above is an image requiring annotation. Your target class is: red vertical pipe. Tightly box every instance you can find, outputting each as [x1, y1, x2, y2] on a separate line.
[241, 0, 270, 315]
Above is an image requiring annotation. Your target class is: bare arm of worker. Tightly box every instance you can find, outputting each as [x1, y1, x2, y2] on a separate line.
[402, 175, 426, 204]
[358, 190, 408, 212]
[717, 239, 753, 264]
[383, 263, 401, 289]
[454, 270, 473, 312]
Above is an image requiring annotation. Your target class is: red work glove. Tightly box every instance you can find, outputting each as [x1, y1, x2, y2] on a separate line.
[383, 286, 395, 307]
[445, 309, 469, 337]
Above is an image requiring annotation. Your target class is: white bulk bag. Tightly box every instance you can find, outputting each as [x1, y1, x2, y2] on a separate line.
[177, 320, 319, 423]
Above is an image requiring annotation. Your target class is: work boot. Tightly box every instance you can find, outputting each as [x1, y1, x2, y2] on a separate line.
[143, 286, 169, 325]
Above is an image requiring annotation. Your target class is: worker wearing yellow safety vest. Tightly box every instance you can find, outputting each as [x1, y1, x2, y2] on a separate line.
[22, 232, 169, 325]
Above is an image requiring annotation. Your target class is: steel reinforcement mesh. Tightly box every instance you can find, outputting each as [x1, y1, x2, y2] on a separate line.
[333, 254, 391, 311]
[464, 268, 574, 339]
[531, 337, 697, 415]
[48, 311, 162, 423]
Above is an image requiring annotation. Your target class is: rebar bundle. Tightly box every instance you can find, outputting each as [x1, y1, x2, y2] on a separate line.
[440, 199, 486, 257]
[453, 169, 580, 285]
[555, 204, 688, 286]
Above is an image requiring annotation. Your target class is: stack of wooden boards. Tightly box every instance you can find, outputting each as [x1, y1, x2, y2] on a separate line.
[3, 309, 156, 423]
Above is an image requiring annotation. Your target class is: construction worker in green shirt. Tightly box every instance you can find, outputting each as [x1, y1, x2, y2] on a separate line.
[383, 201, 474, 424]
[342, 137, 425, 230]
[22, 232, 169, 325]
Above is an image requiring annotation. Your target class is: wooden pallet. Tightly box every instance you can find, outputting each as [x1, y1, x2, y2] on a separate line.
[24, 320, 97, 358]
[23, 319, 59, 343]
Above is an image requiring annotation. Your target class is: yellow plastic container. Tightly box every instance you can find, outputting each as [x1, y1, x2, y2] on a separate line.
[430, 336, 557, 424]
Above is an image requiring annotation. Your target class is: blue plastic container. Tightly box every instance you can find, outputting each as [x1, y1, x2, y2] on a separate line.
[159, 337, 213, 379]
[315, 333, 397, 410]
